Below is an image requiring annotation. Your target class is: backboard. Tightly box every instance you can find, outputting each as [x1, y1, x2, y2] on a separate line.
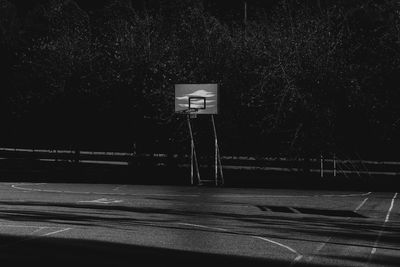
[175, 84, 218, 114]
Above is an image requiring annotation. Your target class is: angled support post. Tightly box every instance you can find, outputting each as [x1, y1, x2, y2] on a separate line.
[211, 115, 224, 186]
[187, 114, 201, 185]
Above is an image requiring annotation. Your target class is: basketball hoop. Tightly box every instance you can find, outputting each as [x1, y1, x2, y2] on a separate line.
[186, 107, 198, 119]
[174, 84, 218, 115]
[173, 84, 223, 186]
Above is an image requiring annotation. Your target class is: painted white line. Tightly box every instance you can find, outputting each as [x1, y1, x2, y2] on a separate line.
[11, 184, 62, 193]
[305, 194, 371, 264]
[307, 236, 332, 263]
[0, 224, 48, 228]
[10, 183, 371, 199]
[176, 222, 228, 232]
[90, 192, 199, 197]
[10, 184, 199, 198]
[62, 190, 91, 194]
[41, 228, 71, 237]
[176, 222, 302, 262]
[214, 192, 372, 198]
[371, 235, 381, 256]
[214, 194, 310, 198]
[95, 191, 198, 197]
[0, 225, 71, 248]
[78, 198, 123, 204]
[0, 224, 67, 232]
[320, 192, 372, 197]
[113, 185, 126, 191]
[315, 237, 331, 253]
[305, 236, 332, 263]
[79, 160, 129, 165]
[36, 158, 130, 166]
[31, 227, 47, 234]
[369, 192, 398, 259]
[252, 236, 302, 259]
[385, 192, 397, 223]
[294, 255, 303, 261]
[0, 224, 72, 248]
[355, 197, 369, 212]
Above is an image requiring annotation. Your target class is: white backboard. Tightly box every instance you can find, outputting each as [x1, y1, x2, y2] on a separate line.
[175, 84, 218, 114]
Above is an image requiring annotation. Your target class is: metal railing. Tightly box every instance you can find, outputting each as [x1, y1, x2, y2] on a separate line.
[0, 147, 399, 176]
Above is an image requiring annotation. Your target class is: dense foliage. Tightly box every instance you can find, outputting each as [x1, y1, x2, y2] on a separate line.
[1, 0, 400, 160]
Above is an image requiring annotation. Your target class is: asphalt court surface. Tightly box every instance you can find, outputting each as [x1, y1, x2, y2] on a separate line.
[0, 183, 399, 266]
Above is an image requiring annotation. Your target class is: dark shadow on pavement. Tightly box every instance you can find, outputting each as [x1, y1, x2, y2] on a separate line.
[0, 200, 399, 266]
[0, 233, 321, 267]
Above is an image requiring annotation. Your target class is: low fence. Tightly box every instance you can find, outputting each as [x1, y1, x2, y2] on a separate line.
[1, 147, 399, 177]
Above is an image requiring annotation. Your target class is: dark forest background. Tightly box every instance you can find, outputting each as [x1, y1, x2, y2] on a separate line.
[1, 0, 400, 160]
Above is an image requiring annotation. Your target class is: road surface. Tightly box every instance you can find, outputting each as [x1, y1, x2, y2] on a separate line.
[0, 183, 398, 266]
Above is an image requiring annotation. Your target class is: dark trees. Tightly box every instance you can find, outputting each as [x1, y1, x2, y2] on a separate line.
[1, 0, 399, 159]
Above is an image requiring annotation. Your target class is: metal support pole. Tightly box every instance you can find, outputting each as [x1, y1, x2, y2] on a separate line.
[190, 139, 194, 185]
[211, 115, 224, 186]
[213, 118, 218, 186]
[333, 153, 337, 177]
[244, 1, 247, 39]
[320, 154, 324, 178]
[217, 148, 224, 185]
[244, 1, 247, 24]
[187, 115, 201, 185]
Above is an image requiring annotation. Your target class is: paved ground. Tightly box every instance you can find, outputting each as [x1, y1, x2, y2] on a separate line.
[0, 183, 398, 266]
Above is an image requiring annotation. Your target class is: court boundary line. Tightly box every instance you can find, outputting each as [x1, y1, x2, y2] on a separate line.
[10, 183, 200, 198]
[0, 225, 72, 248]
[176, 222, 303, 264]
[368, 192, 398, 261]
[304, 195, 370, 264]
[213, 192, 371, 198]
[41, 228, 71, 237]
[10, 183, 372, 199]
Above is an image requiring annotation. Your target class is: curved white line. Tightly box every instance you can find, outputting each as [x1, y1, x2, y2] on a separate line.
[11, 184, 372, 199]
[10, 184, 199, 198]
[215, 194, 310, 198]
[370, 192, 398, 259]
[78, 198, 123, 204]
[252, 236, 302, 260]
[0, 224, 48, 228]
[176, 222, 302, 262]
[42, 228, 71, 237]
[12, 184, 63, 193]
[113, 185, 127, 191]
[176, 223, 228, 232]
[0, 226, 71, 248]
[320, 192, 372, 197]
[31, 227, 47, 234]
[305, 194, 372, 264]
[215, 191, 372, 198]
